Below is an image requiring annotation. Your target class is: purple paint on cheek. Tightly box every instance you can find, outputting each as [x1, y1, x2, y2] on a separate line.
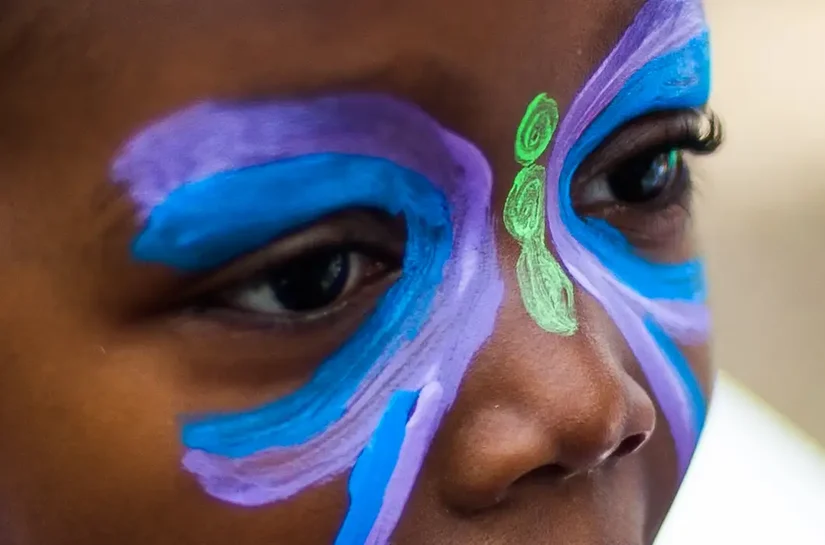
[365, 381, 445, 544]
[364, 131, 504, 542]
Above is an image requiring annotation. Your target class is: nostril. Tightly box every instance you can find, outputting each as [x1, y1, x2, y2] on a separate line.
[513, 463, 568, 488]
[610, 432, 649, 459]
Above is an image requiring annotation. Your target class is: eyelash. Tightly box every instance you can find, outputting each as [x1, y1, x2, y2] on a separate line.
[182, 212, 405, 327]
[572, 109, 723, 251]
[214, 245, 395, 319]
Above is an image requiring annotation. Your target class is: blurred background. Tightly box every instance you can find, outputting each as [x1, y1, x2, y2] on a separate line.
[654, 3, 825, 541]
[698, 0, 825, 446]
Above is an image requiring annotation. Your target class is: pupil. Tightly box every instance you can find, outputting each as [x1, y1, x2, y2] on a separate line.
[608, 149, 680, 203]
[268, 250, 350, 312]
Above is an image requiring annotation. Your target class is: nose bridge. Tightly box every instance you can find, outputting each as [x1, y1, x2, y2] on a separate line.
[431, 289, 657, 512]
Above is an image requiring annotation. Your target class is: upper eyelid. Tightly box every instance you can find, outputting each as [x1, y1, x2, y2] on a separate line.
[573, 108, 719, 181]
[175, 209, 405, 300]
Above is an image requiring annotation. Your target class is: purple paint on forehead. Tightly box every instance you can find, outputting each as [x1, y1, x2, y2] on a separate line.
[112, 94, 459, 217]
[546, 0, 710, 472]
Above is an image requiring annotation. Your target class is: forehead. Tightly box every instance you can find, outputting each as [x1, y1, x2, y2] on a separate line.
[2, 0, 647, 34]
[0, 0, 646, 113]
[0, 0, 652, 224]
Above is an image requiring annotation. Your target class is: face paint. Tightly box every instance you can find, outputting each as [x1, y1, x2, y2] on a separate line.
[504, 94, 578, 335]
[515, 93, 560, 166]
[113, 94, 504, 541]
[547, 0, 711, 473]
[110, 0, 709, 538]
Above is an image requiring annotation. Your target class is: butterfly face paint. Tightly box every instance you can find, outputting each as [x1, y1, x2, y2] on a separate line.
[548, 0, 712, 473]
[111, 0, 711, 540]
[112, 94, 503, 543]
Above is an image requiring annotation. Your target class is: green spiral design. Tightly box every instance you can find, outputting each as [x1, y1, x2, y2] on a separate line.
[514, 93, 560, 166]
[516, 237, 578, 336]
[503, 164, 545, 242]
[504, 92, 578, 336]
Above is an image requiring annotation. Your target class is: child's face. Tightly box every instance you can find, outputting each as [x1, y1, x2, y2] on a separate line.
[0, 0, 719, 543]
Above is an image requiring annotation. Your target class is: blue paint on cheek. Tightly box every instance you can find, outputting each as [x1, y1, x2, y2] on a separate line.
[132, 153, 453, 456]
[334, 390, 419, 545]
[644, 316, 706, 431]
[559, 34, 711, 301]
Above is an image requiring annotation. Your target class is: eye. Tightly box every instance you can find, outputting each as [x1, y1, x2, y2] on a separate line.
[223, 247, 388, 317]
[187, 209, 405, 324]
[580, 147, 686, 207]
[572, 109, 723, 257]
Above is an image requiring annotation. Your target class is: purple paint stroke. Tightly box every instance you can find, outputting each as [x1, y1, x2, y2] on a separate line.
[115, 94, 504, 519]
[114, 94, 464, 219]
[545, 0, 709, 474]
[363, 132, 503, 543]
[364, 381, 445, 545]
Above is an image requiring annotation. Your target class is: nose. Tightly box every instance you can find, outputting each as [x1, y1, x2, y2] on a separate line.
[434, 294, 657, 513]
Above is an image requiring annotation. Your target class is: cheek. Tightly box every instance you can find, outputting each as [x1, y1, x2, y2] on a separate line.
[0, 335, 177, 542]
[0, 334, 351, 545]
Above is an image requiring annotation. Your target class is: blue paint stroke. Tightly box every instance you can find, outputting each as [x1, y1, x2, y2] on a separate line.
[644, 317, 706, 432]
[559, 34, 711, 301]
[134, 153, 452, 456]
[334, 390, 418, 545]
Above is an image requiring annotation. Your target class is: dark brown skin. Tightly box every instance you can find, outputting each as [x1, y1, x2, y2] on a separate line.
[0, 1, 715, 544]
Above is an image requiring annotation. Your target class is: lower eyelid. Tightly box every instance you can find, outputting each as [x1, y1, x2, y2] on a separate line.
[193, 278, 389, 331]
[604, 202, 692, 252]
[203, 252, 400, 327]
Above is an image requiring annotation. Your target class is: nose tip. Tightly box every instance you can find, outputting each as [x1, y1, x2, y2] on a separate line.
[551, 388, 656, 476]
[438, 371, 657, 513]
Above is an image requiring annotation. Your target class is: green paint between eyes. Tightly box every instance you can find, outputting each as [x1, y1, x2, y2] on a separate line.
[515, 93, 560, 166]
[504, 93, 578, 335]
